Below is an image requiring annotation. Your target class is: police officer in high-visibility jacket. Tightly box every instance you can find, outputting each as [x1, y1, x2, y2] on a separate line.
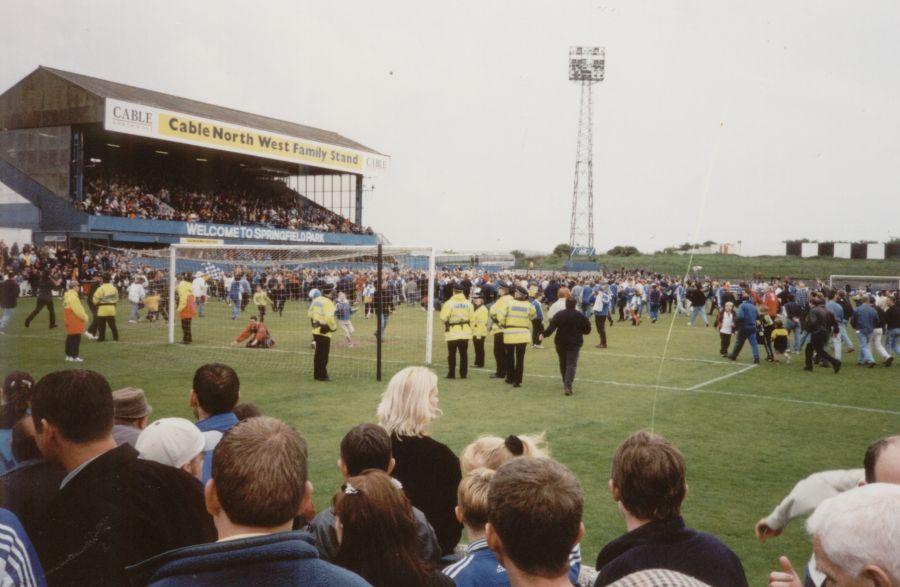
[471, 290, 489, 368]
[440, 283, 474, 379]
[308, 283, 337, 381]
[499, 285, 536, 388]
[91, 273, 119, 342]
[489, 281, 512, 379]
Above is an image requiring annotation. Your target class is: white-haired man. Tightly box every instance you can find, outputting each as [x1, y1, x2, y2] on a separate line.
[804, 484, 900, 586]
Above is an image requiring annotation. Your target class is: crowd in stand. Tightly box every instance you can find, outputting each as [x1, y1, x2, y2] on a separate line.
[0, 364, 898, 587]
[71, 173, 373, 234]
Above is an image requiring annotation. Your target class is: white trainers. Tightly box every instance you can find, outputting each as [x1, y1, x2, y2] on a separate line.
[128, 320, 137, 324]
[72, 356, 84, 362]
[84, 332, 97, 340]
[65, 356, 72, 362]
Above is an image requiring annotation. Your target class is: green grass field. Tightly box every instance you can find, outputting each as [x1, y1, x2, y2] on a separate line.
[2, 297, 898, 584]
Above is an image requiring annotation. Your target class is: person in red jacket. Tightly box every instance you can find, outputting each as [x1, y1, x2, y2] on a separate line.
[232, 316, 274, 348]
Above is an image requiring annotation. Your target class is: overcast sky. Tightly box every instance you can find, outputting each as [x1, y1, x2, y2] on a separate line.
[2, 0, 899, 254]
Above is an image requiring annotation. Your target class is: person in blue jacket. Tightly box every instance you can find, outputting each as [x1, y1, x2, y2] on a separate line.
[727, 295, 760, 363]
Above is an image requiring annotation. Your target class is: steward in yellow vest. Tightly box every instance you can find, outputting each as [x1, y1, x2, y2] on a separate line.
[176, 274, 196, 344]
[471, 291, 489, 368]
[498, 285, 536, 387]
[308, 284, 337, 381]
[64, 280, 88, 361]
[91, 275, 119, 342]
[440, 285, 474, 379]
[489, 281, 512, 379]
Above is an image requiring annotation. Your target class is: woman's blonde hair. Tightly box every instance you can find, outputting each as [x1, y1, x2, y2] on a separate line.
[376, 367, 440, 437]
[460, 432, 549, 474]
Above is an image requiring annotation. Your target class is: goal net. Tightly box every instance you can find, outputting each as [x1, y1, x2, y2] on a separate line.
[117, 244, 435, 381]
[828, 274, 900, 293]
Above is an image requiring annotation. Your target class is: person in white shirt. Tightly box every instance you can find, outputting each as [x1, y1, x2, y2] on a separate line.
[716, 301, 735, 356]
[223, 274, 235, 306]
[192, 272, 209, 318]
[127, 277, 147, 323]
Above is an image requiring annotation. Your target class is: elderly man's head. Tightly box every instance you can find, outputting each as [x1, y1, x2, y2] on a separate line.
[806, 483, 900, 586]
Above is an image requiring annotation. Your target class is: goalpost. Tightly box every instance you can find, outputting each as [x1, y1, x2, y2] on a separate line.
[149, 243, 435, 380]
[828, 275, 900, 291]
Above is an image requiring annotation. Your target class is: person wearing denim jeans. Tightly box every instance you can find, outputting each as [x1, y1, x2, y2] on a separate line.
[885, 296, 899, 361]
[850, 297, 879, 366]
[0, 273, 18, 332]
[687, 285, 709, 326]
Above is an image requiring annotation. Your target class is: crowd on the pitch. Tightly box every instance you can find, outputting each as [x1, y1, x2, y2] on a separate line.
[0, 364, 898, 587]
[71, 173, 373, 234]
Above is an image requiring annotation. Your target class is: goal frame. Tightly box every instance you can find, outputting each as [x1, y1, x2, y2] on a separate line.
[828, 274, 900, 290]
[167, 243, 436, 368]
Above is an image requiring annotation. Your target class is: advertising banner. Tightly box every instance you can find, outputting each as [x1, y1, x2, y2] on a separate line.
[104, 99, 389, 176]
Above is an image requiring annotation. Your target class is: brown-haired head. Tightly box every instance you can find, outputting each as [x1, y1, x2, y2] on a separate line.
[487, 457, 584, 579]
[334, 469, 432, 587]
[610, 430, 686, 522]
[210, 416, 308, 527]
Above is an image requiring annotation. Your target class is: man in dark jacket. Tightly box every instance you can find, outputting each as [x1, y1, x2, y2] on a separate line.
[0, 272, 19, 333]
[542, 298, 591, 395]
[803, 295, 841, 373]
[127, 416, 368, 587]
[23, 270, 59, 329]
[594, 431, 748, 587]
[30, 369, 216, 586]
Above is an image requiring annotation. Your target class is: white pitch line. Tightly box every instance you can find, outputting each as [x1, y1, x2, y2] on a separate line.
[684, 387, 900, 417]
[434, 364, 686, 392]
[579, 349, 741, 367]
[686, 363, 756, 390]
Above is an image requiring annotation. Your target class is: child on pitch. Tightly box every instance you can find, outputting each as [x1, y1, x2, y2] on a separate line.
[770, 318, 790, 362]
[144, 290, 161, 322]
[335, 291, 355, 347]
[253, 284, 273, 322]
[756, 303, 775, 362]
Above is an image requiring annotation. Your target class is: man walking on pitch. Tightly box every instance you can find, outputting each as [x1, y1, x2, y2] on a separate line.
[441, 283, 474, 379]
[727, 294, 760, 363]
[63, 279, 88, 362]
[542, 298, 591, 396]
[308, 283, 337, 381]
[804, 295, 842, 373]
[92, 273, 119, 342]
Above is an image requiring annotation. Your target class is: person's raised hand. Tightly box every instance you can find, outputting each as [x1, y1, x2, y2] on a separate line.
[768, 556, 802, 587]
[755, 518, 782, 543]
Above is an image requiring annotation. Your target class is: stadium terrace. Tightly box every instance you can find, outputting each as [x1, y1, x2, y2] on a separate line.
[0, 66, 390, 250]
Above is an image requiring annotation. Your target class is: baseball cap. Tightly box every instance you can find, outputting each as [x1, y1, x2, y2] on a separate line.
[136, 417, 217, 469]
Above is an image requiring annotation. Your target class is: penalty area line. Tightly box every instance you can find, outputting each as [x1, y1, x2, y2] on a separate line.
[686, 363, 756, 390]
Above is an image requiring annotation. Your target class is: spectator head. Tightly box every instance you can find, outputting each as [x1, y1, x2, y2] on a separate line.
[136, 417, 209, 480]
[233, 402, 262, 421]
[486, 457, 584, 580]
[774, 318, 783, 328]
[333, 469, 431, 586]
[863, 435, 900, 485]
[609, 431, 687, 522]
[806, 483, 900, 586]
[31, 370, 114, 464]
[565, 298, 577, 310]
[461, 433, 549, 474]
[339, 423, 393, 477]
[112, 387, 152, 430]
[11, 415, 41, 462]
[456, 467, 494, 534]
[102, 273, 111, 283]
[208, 416, 310, 534]
[376, 367, 440, 437]
[190, 363, 240, 419]
[1, 371, 34, 429]
[557, 287, 571, 300]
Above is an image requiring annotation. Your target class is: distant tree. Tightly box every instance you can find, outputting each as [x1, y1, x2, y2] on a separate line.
[607, 245, 640, 257]
[676, 242, 692, 252]
[510, 249, 525, 259]
[702, 240, 716, 247]
[553, 243, 572, 257]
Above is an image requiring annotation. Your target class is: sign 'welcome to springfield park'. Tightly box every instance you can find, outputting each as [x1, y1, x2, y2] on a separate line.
[104, 98, 390, 177]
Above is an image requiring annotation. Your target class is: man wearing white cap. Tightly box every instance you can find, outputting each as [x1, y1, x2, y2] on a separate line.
[136, 417, 217, 482]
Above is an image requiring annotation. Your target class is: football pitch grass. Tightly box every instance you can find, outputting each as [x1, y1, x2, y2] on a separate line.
[2, 298, 898, 584]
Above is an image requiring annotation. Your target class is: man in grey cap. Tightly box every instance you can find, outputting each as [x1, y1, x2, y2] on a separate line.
[112, 387, 152, 447]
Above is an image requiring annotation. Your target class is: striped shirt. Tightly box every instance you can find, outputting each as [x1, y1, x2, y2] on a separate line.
[0, 509, 46, 587]
[443, 538, 582, 586]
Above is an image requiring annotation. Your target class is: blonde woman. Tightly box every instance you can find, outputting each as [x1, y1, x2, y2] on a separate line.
[376, 367, 461, 557]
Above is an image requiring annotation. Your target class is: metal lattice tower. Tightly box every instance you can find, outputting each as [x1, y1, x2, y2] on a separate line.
[568, 47, 605, 253]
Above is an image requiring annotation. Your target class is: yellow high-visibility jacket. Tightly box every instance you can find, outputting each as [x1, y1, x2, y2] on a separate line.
[308, 296, 337, 338]
[472, 305, 489, 338]
[63, 288, 88, 334]
[499, 298, 536, 344]
[253, 291, 273, 308]
[176, 280, 196, 318]
[489, 294, 511, 334]
[440, 293, 474, 341]
[92, 283, 119, 317]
